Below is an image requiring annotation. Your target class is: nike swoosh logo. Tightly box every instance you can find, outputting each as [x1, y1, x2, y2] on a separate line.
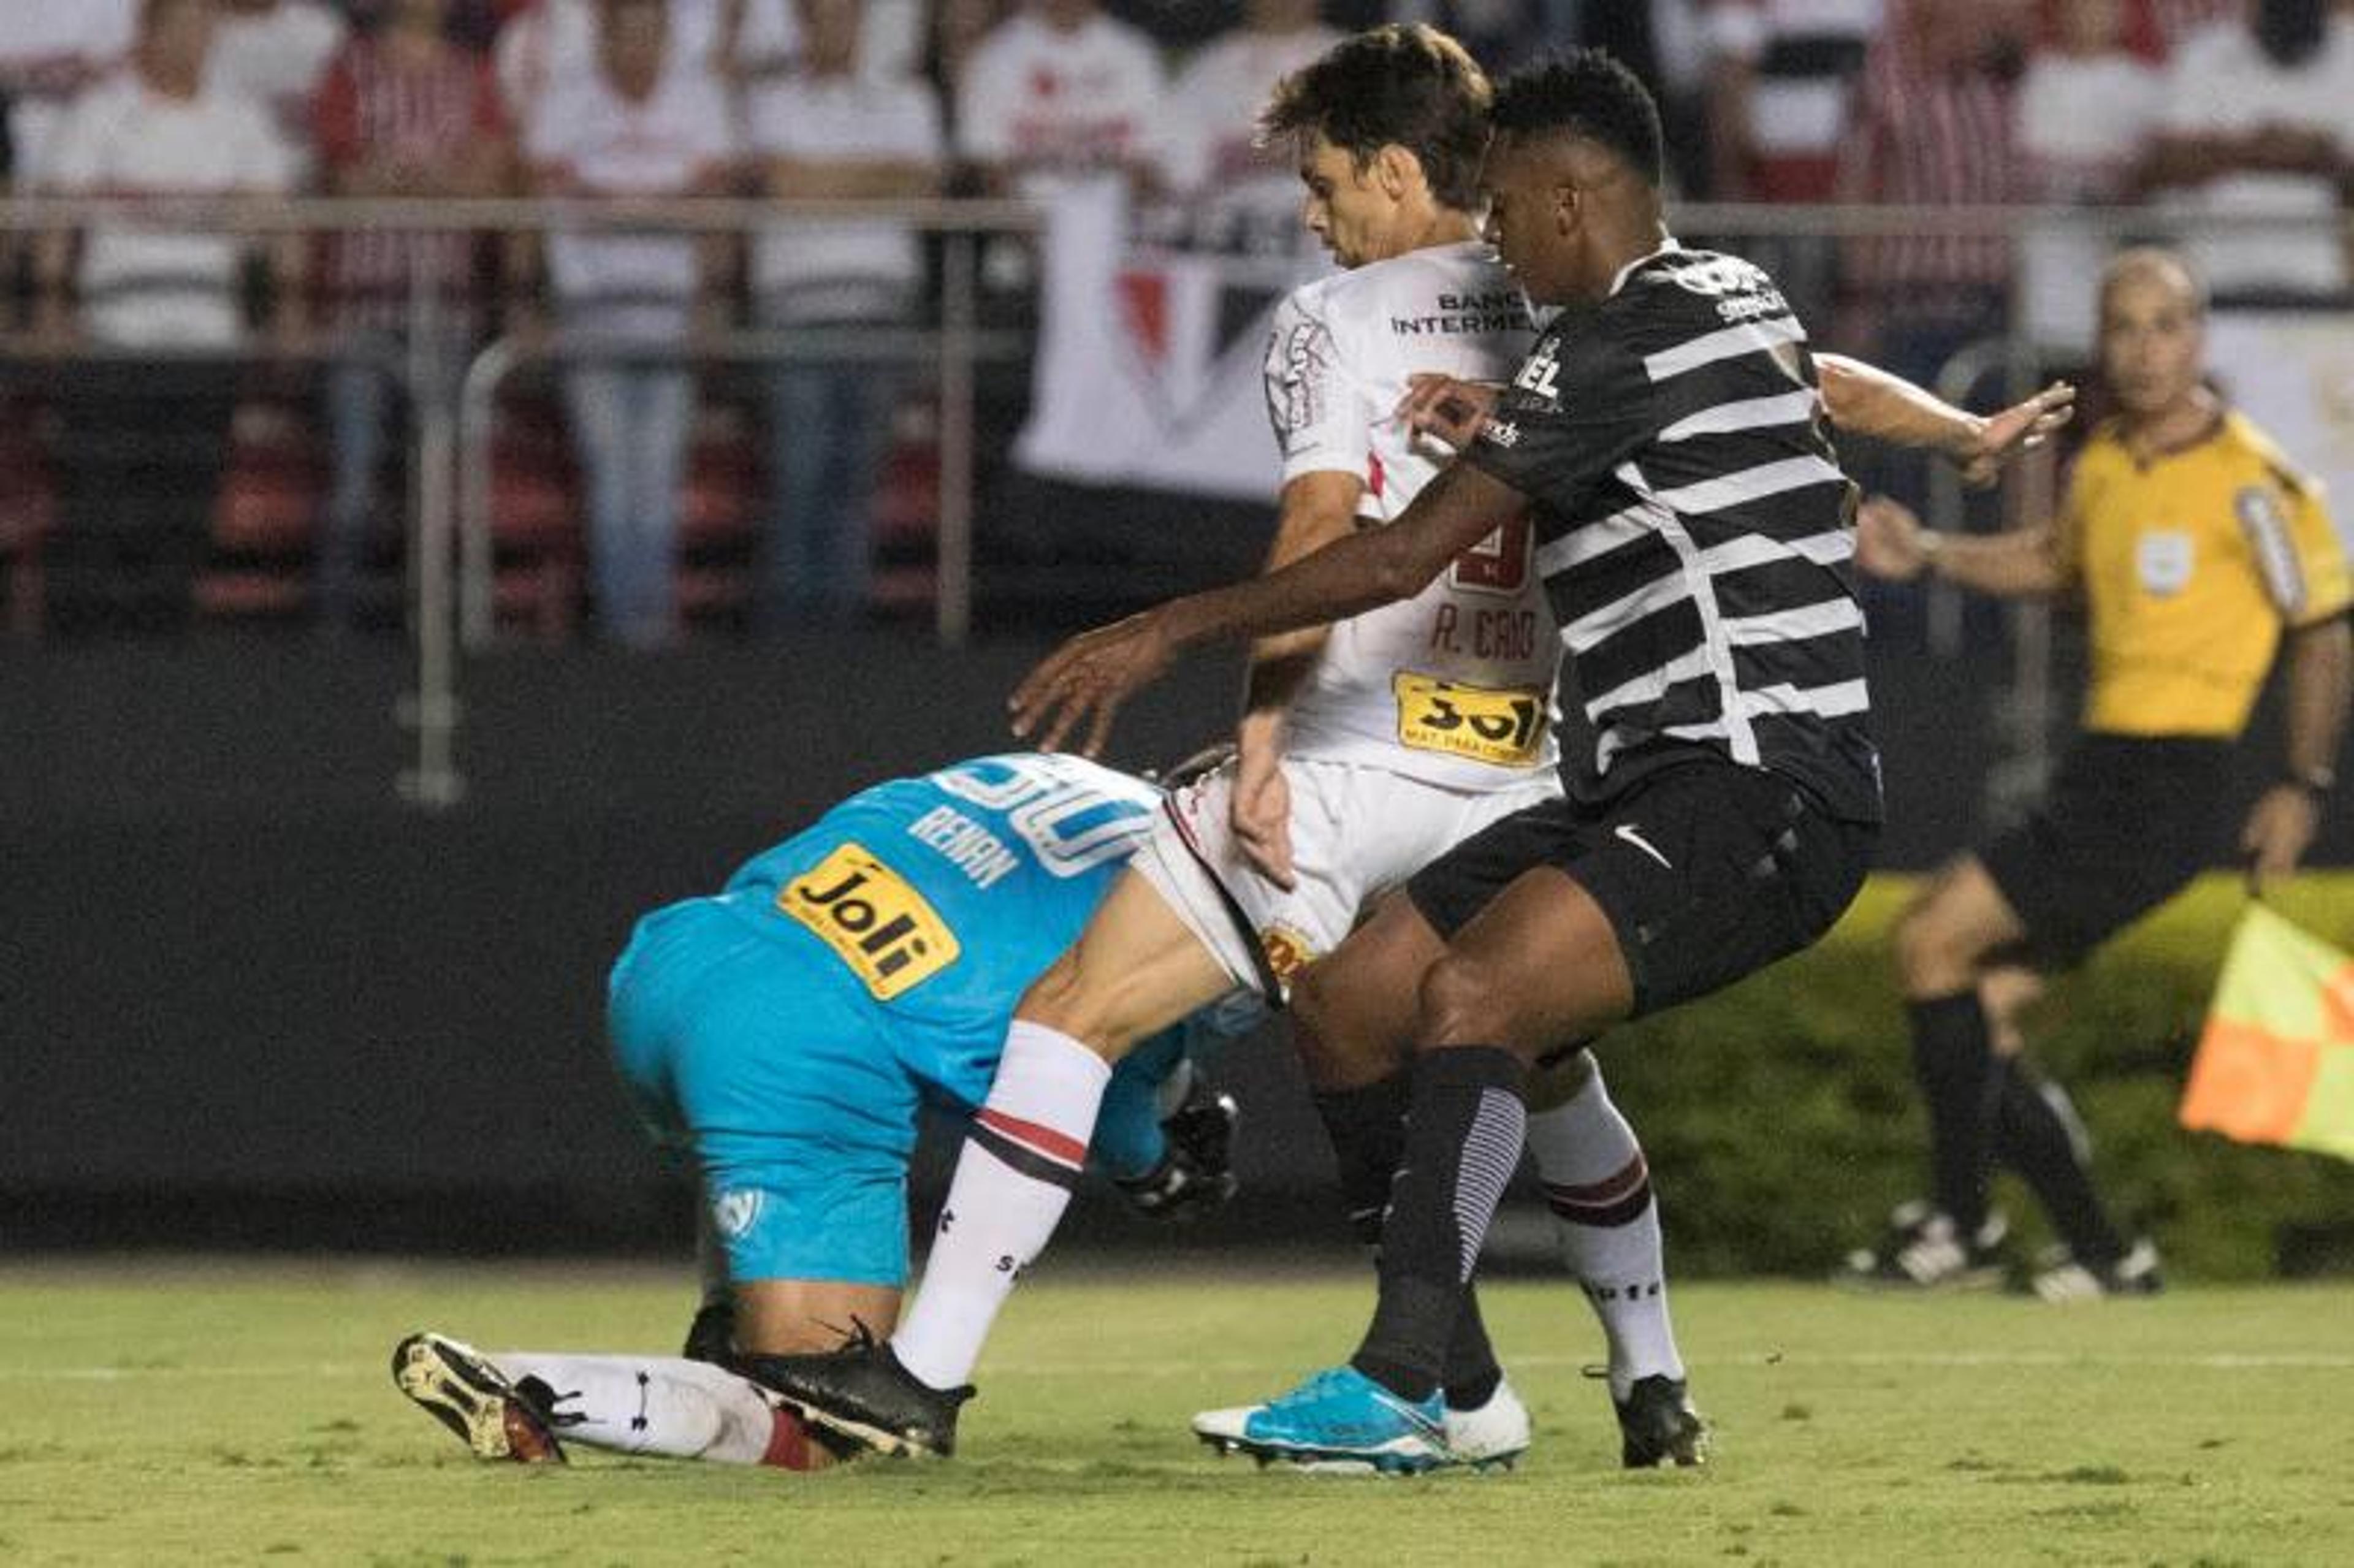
[1613, 823, 1674, 870]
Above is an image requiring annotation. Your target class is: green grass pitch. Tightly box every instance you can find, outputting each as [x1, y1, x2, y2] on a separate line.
[4, 1260, 2351, 1566]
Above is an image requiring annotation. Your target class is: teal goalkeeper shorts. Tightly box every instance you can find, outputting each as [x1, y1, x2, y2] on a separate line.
[608, 896, 917, 1288]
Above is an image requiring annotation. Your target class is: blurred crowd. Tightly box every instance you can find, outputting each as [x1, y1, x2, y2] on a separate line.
[6, 0, 2354, 641]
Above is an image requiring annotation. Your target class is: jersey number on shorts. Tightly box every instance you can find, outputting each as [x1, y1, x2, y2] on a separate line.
[778, 842, 962, 1000]
[1392, 672, 1547, 767]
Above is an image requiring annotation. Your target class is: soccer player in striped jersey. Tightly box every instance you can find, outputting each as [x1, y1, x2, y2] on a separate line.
[991, 48, 1886, 1469]
[748, 41, 2073, 1473]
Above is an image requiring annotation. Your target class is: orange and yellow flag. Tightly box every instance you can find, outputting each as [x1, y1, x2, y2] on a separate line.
[2179, 904, 2354, 1163]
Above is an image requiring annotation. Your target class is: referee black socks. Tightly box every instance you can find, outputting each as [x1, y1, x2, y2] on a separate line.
[1908, 991, 2002, 1236]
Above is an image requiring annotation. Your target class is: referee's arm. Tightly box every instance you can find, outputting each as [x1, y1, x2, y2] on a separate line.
[1854, 495, 2070, 599]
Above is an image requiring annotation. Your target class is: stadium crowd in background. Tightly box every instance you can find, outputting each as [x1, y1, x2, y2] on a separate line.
[6, 0, 2354, 638]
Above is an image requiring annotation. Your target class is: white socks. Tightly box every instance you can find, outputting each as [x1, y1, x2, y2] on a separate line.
[891, 1021, 1110, 1391]
[1522, 1067, 1686, 1401]
[492, 1352, 817, 1467]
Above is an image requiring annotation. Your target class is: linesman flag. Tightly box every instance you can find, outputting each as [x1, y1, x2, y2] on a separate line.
[2179, 905, 2354, 1163]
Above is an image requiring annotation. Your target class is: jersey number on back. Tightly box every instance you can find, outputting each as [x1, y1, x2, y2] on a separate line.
[933, 756, 1154, 878]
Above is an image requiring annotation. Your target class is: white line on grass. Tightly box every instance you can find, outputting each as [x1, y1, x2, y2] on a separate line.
[8, 1350, 2354, 1382]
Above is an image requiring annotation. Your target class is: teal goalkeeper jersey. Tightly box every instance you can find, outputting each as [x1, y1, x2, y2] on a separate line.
[718, 753, 1165, 1113]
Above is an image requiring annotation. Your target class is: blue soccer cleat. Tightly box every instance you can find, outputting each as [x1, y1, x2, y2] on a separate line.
[1192, 1366, 1450, 1474]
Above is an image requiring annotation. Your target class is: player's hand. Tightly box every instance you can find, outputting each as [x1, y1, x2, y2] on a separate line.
[2241, 783, 2321, 891]
[1009, 609, 1175, 756]
[1854, 495, 1932, 581]
[1230, 735, 1297, 890]
[1395, 373, 1499, 451]
[1958, 381, 2074, 488]
[1115, 1083, 1240, 1222]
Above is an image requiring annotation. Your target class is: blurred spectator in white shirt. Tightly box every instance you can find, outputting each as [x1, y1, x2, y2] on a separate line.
[955, 0, 1165, 199]
[2144, 0, 2354, 300]
[1163, 0, 1341, 254]
[209, 0, 347, 167]
[1704, 0, 1880, 327]
[750, 0, 942, 626]
[524, 0, 736, 646]
[39, 0, 298, 350]
[2014, 0, 2165, 352]
[32, 0, 297, 631]
[0, 0, 140, 186]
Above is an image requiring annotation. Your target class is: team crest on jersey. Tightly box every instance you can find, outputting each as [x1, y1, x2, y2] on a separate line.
[712, 1188, 763, 1241]
[1258, 924, 1318, 988]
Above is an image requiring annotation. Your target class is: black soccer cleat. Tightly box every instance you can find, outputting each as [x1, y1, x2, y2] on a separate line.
[392, 1332, 567, 1464]
[1615, 1374, 1707, 1469]
[735, 1328, 972, 1459]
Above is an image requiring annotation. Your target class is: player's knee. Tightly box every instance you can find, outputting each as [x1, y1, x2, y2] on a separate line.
[1416, 954, 1515, 1049]
[1892, 899, 1973, 996]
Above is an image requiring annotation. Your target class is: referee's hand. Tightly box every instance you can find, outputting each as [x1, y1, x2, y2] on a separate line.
[2241, 784, 2321, 891]
[1010, 610, 1175, 757]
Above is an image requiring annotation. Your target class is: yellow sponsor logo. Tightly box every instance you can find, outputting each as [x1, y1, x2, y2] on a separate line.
[777, 842, 961, 1000]
[1392, 672, 1547, 767]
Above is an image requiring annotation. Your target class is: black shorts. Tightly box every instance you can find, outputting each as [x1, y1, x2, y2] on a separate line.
[1979, 734, 2233, 967]
[1406, 759, 1880, 1018]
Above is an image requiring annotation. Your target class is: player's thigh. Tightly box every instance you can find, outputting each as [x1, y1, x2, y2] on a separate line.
[733, 1278, 904, 1354]
[1289, 890, 1448, 1090]
[705, 1135, 916, 1300]
[1894, 855, 2030, 994]
[1018, 864, 1240, 1057]
[1419, 864, 1637, 1054]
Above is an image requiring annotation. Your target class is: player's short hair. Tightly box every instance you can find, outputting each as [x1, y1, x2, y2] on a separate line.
[1490, 49, 1664, 189]
[2098, 246, 2208, 321]
[1257, 24, 1493, 212]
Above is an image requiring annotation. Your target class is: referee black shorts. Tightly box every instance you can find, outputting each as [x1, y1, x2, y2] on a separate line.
[1978, 734, 2233, 967]
[1406, 757, 1879, 1019]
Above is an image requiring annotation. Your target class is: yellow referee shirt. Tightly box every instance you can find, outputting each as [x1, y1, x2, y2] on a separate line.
[2059, 409, 2353, 738]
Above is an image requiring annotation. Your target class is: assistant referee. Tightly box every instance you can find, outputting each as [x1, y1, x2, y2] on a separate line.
[1847, 247, 2353, 1300]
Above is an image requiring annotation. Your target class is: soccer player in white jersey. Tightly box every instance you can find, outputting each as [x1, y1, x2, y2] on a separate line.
[750, 28, 2076, 1470]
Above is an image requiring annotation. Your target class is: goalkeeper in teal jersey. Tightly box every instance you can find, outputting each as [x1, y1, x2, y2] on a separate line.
[392, 753, 1246, 1471]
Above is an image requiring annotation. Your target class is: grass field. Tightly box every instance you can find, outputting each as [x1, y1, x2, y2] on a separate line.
[5, 1260, 2351, 1566]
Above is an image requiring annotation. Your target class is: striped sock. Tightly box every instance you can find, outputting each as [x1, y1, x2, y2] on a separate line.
[892, 1021, 1109, 1392]
[1525, 1068, 1685, 1402]
[1352, 1046, 1528, 1404]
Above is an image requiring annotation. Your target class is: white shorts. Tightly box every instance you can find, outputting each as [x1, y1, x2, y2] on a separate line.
[1130, 755, 1561, 1001]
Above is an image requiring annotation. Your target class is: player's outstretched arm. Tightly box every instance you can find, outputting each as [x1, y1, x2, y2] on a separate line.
[1011, 462, 1526, 755]
[1856, 495, 2068, 599]
[1817, 353, 2074, 487]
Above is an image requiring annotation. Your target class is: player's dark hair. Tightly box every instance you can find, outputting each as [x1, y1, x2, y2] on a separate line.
[1257, 24, 1493, 212]
[1490, 49, 1664, 189]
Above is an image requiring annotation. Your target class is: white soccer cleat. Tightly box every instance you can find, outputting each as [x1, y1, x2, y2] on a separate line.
[1443, 1378, 1531, 1471]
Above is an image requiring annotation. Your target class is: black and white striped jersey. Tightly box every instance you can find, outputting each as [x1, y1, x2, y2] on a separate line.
[1464, 243, 1882, 823]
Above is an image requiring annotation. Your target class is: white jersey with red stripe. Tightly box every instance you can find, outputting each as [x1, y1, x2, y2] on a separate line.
[1262, 239, 1560, 788]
